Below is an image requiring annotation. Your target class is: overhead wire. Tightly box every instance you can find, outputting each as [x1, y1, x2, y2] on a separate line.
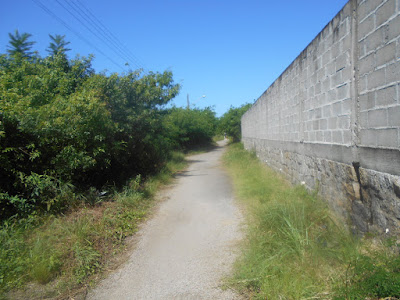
[54, 0, 141, 70]
[64, 0, 137, 68]
[72, 0, 147, 71]
[31, 0, 144, 72]
[31, 0, 125, 71]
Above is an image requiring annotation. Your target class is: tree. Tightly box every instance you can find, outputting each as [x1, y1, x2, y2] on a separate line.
[164, 107, 217, 149]
[218, 103, 252, 142]
[6, 30, 36, 58]
[46, 34, 71, 56]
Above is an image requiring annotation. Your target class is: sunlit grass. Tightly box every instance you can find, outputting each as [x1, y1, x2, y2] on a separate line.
[223, 143, 359, 299]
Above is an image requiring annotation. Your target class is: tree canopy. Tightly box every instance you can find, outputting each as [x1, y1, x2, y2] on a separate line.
[46, 34, 71, 56]
[218, 103, 252, 142]
[6, 30, 36, 58]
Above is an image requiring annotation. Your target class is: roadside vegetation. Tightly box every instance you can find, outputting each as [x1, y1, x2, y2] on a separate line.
[0, 151, 186, 299]
[217, 103, 252, 142]
[0, 31, 219, 297]
[223, 143, 400, 299]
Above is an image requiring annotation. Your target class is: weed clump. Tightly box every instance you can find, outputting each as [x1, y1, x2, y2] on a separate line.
[334, 238, 400, 299]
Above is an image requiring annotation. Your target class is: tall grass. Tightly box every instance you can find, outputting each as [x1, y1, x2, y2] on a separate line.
[0, 151, 186, 299]
[223, 143, 359, 299]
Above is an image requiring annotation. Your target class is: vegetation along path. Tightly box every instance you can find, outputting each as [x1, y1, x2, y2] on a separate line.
[87, 139, 243, 300]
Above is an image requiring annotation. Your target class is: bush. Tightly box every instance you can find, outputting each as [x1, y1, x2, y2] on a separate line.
[0, 51, 180, 219]
[163, 107, 217, 150]
[217, 103, 251, 142]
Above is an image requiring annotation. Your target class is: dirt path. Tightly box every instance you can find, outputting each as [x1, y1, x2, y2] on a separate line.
[87, 140, 243, 300]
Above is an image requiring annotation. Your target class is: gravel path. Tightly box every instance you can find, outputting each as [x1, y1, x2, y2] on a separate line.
[87, 140, 243, 300]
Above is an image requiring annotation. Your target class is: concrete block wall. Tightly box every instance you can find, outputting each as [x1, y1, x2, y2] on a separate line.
[358, 0, 400, 149]
[242, 0, 400, 234]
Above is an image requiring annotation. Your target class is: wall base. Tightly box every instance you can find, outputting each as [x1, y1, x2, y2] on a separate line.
[243, 137, 400, 235]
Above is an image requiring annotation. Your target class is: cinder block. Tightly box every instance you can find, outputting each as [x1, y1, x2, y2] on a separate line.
[342, 34, 351, 51]
[360, 128, 377, 146]
[359, 53, 376, 75]
[338, 18, 350, 41]
[360, 111, 369, 128]
[359, 14, 376, 39]
[315, 82, 322, 95]
[368, 108, 388, 127]
[386, 15, 400, 41]
[332, 71, 343, 88]
[365, 27, 384, 54]
[324, 130, 332, 143]
[323, 105, 332, 118]
[338, 84, 350, 100]
[368, 68, 386, 89]
[333, 101, 342, 115]
[327, 61, 336, 77]
[342, 66, 352, 82]
[309, 131, 316, 142]
[375, 84, 397, 106]
[359, 74, 368, 93]
[315, 107, 322, 119]
[343, 129, 352, 144]
[359, 92, 376, 111]
[388, 105, 400, 126]
[313, 120, 320, 130]
[376, 0, 396, 27]
[376, 42, 396, 66]
[322, 78, 330, 91]
[306, 120, 313, 131]
[342, 99, 352, 114]
[320, 119, 328, 130]
[328, 117, 338, 130]
[360, 0, 388, 20]
[322, 49, 332, 65]
[327, 90, 337, 103]
[385, 61, 400, 84]
[359, 39, 367, 58]
[316, 131, 323, 141]
[336, 53, 348, 71]
[332, 43, 341, 59]
[358, 0, 374, 21]
[376, 128, 398, 147]
[338, 115, 351, 129]
[332, 130, 343, 144]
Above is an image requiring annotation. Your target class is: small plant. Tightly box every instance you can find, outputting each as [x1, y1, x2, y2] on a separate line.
[334, 241, 400, 299]
[73, 242, 101, 283]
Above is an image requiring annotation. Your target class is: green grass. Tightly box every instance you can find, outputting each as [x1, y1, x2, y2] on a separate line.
[223, 143, 361, 299]
[0, 151, 187, 299]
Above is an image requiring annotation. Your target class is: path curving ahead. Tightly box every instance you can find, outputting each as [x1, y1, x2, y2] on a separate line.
[87, 140, 243, 300]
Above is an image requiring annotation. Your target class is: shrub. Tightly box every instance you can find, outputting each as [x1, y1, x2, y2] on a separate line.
[163, 107, 217, 150]
[217, 103, 251, 142]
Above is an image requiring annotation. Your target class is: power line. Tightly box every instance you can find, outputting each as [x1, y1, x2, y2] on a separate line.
[31, 0, 126, 71]
[54, 0, 139, 70]
[72, 0, 146, 71]
[64, 0, 135, 68]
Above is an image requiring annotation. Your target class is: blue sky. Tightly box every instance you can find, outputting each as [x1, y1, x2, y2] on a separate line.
[1, 0, 349, 116]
